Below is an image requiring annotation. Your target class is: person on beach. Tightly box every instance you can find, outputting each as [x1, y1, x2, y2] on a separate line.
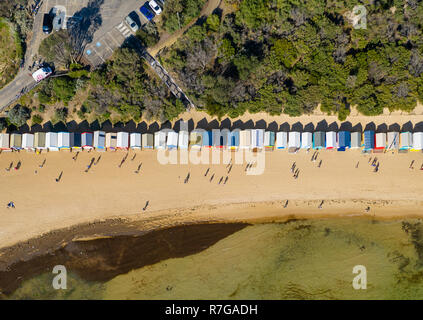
[39, 159, 46, 168]
[245, 162, 250, 172]
[291, 162, 296, 173]
[318, 200, 324, 209]
[228, 164, 233, 174]
[283, 200, 289, 208]
[5, 162, 13, 171]
[204, 168, 209, 177]
[72, 152, 79, 161]
[135, 163, 142, 174]
[372, 158, 377, 166]
[224, 176, 228, 184]
[85, 158, 95, 172]
[311, 152, 316, 161]
[218, 176, 223, 184]
[7, 201, 15, 209]
[131, 154, 136, 161]
[55, 171, 63, 182]
[365, 206, 371, 212]
[410, 160, 415, 169]
[184, 172, 190, 184]
[226, 159, 232, 168]
[14, 161, 21, 171]
[209, 173, 215, 182]
[143, 200, 149, 211]
[356, 161, 359, 168]
[94, 156, 101, 165]
[318, 160, 322, 168]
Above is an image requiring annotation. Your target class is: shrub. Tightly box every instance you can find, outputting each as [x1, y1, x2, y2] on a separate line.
[31, 114, 43, 125]
[7, 104, 30, 127]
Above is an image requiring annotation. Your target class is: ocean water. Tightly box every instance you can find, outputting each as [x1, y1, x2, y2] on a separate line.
[9, 218, 423, 299]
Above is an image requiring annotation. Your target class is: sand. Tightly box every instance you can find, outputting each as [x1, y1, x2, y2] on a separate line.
[1, 109, 423, 255]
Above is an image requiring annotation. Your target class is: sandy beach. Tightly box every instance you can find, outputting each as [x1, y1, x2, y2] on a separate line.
[1, 110, 423, 265]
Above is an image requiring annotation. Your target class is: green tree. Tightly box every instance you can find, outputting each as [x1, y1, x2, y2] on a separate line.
[7, 105, 30, 127]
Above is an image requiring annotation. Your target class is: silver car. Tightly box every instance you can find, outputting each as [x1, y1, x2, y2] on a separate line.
[125, 15, 139, 32]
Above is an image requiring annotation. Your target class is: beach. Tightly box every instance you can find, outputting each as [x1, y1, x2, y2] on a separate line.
[1, 110, 423, 271]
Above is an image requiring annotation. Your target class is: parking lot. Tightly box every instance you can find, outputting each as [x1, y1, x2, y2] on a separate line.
[83, 2, 151, 67]
[42, 0, 152, 67]
[44, 0, 90, 22]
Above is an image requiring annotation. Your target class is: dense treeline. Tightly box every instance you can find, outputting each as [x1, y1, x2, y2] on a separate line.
[161, 0, 423, 120]
[160, 0, 206, 33]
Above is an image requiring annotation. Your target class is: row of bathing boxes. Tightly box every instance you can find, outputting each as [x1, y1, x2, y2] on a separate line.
[0, 129, 421, 153]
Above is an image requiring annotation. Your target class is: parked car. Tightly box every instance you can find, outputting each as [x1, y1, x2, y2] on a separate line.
[140, 3, 155, 21]
[148, 0, 162, 15]
[32, 67, 53, 82]
[42, 13, 53, 34]
[125, 15, 139, 32]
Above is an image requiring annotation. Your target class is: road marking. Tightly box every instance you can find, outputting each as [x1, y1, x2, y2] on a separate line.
[107, 31, 121, 47]
[122, 29, 131, 37]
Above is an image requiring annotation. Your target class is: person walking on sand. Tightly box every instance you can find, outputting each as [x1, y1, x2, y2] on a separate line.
[143, 200, 149, 211]
[218, 176, 223, 184]
[227, 164, 233, 174]
[7, 201, 15, 209]
[131, 154, 136, 161]
[94, 155, 101, 165]
[14, 161, 21, 171]
[5, 162, 13, 171]
[184, 172, 190, 184]
[55, 171, 63, 182]
[204, 168, 210, 177]
[224, 176, 228, 184]
[294, 170, 300, 179]
[311, 152, 316, 161]
[283, 200, 289, 208]
[226, 159, 232, 168]
[318, 160, 322, 168]
[72, 152, 79, 161]
[39, 159, 46, 169]
[356, 161, 359, 168]
[135, 163, 142, 174]
[410, 160, 415, 170]
[318, 200, 324, 209]
[209, 173, 215, 182]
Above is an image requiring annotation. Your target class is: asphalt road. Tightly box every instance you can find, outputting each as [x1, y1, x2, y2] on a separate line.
[0, 4, 45, 112]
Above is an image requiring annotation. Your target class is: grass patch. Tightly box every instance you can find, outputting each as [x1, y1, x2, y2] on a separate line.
[0, 18, 23, 89]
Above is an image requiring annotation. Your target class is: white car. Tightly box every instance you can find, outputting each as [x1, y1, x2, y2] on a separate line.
[148, 0, 162, 15]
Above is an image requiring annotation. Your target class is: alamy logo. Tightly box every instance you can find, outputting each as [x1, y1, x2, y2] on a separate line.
[52, 265, 67, 290]
[352, 265, 367, 290]
[352, 5, 367, 29]
[156, 121, 266, 175]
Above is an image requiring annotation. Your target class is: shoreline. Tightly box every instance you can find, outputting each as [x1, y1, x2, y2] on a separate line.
[1, 197, 423, 295]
